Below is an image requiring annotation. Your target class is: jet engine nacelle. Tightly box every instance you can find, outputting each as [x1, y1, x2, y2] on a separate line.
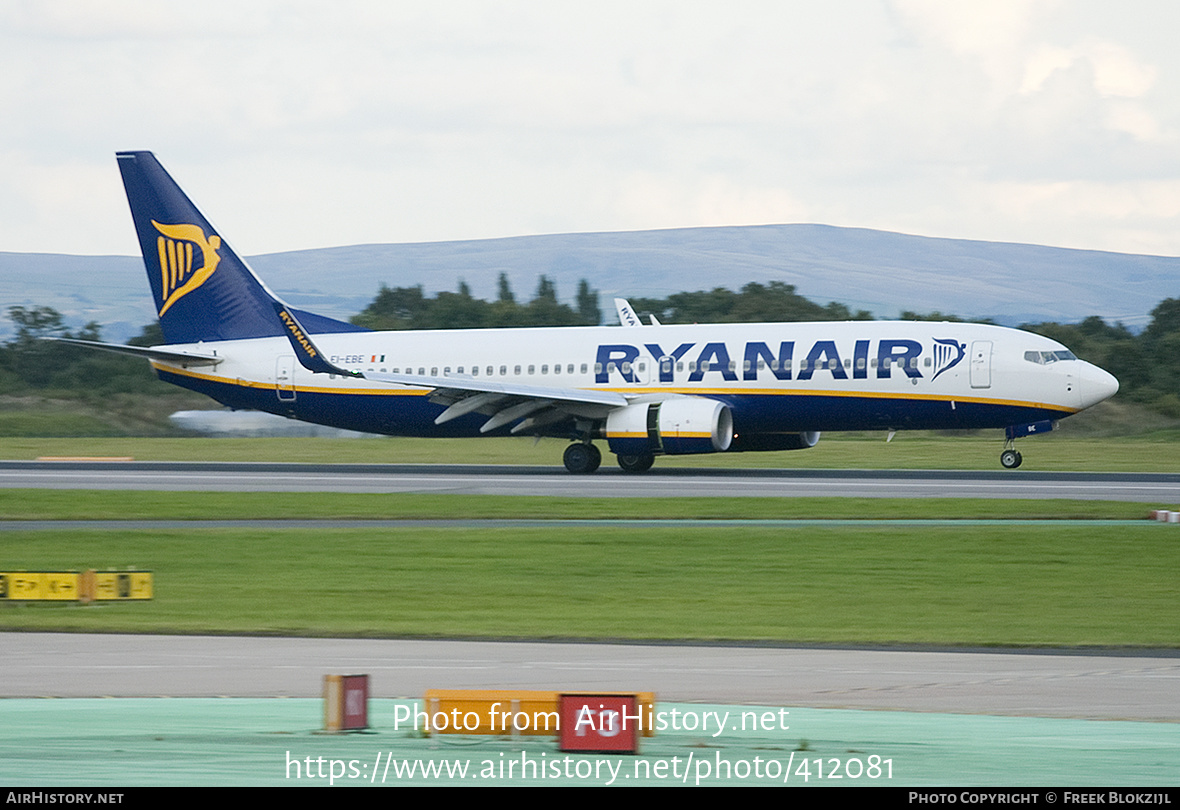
[605, 398, 734, 456]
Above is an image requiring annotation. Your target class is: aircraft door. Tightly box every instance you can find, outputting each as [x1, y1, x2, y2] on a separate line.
[276, 355, 296, 401]
[969, 341, 992, 389]
[658, 355, 674, 385]
[628, 358, 652, 385]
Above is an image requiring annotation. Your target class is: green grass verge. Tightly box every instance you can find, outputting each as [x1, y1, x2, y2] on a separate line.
[2, 523, 1177, 646]
[4, 433, 1180, 471]
[0, 490, 1167, 521]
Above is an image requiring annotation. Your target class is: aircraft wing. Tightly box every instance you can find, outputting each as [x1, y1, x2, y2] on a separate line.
[273, 303, 630, 434]
[365, 368, 631, 432]
[50, 337, 223, 367]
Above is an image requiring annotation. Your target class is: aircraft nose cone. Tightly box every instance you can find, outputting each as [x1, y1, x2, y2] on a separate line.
[1078, 362, 1119, 409]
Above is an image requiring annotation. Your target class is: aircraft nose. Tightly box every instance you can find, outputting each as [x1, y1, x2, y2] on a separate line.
[1077, 362, 1119, 409]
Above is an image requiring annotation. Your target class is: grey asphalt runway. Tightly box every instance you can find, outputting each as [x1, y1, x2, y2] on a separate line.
[3, 633, 1177, 721]
[3, 460, 1180, 500]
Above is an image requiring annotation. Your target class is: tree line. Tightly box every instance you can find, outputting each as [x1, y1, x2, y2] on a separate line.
[4, 282, 1180, 418]
[350, 274, 602, 330]
[0, 305, 162, 397]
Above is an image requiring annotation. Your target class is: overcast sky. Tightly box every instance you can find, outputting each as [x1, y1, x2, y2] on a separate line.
[2, 0, 1178, 258]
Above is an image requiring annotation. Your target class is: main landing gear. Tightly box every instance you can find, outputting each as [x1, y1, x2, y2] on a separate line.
[561, 443, 656, 474]
[562, 442, 601, 474]
[616, 452, 655, 473]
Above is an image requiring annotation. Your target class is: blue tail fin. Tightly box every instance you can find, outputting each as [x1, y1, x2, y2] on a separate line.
[116, 151, 364, 344]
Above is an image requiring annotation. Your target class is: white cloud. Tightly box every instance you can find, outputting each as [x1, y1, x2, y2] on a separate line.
[890, 0, 1050, 57]
[1022, 41, 1156, 98]
[614, 173, 811, 232]
[0, 0, 1178, 259]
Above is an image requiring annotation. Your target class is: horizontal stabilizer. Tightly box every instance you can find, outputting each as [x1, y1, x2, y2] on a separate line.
[50, 337, 223, 367]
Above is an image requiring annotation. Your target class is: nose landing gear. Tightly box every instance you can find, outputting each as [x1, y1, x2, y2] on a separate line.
[1000, 420, 1055, 469]
[1000, 446, 1023, 469]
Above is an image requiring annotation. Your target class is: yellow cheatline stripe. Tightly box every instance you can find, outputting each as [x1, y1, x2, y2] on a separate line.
[152, 364, 1077, 414]
[152, 363, 430, 396]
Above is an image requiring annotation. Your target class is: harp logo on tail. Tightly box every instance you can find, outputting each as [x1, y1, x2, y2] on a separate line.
[152, 220, 221, 316]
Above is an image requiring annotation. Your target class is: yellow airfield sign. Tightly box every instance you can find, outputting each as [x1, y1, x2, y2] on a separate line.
[0, 571, 153, 602]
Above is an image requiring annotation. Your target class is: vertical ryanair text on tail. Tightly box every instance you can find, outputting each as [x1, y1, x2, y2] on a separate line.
[66, 151, 1119, 472]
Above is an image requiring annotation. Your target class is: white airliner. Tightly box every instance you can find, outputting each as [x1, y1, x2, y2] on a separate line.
[63, 151, 1119, 473]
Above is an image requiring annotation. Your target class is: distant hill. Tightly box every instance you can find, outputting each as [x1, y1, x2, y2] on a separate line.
[3, 224, 1176, 342]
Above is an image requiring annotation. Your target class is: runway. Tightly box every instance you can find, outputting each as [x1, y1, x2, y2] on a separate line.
[4, 633, 1177, 721]
[3, 460, 1180, 500]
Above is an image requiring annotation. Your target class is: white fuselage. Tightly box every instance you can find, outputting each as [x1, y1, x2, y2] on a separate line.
[153, 320, 1118, 439]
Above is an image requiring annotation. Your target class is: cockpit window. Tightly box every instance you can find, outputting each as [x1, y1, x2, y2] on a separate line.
[1024, 350, 1077, 364]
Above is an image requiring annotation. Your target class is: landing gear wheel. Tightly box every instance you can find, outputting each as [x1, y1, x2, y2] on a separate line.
[617, 452, 655, 473]
[563, 443, 601, 474]
[1000, 449, 1023, 469]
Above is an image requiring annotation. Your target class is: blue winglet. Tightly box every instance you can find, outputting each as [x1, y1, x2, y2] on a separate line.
[273, 303, 361, 377]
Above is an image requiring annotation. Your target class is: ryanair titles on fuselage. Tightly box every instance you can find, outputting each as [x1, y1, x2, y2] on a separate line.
[594, 337, 967, 384]
[328, 335, 970, 385]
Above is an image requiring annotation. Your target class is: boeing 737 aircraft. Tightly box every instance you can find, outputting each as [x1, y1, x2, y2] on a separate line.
[64, 151, 1119, 473]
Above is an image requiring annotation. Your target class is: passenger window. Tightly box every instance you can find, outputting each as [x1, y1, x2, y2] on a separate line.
[528, 365, 535, 374]
[541, 365, 548, 374]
